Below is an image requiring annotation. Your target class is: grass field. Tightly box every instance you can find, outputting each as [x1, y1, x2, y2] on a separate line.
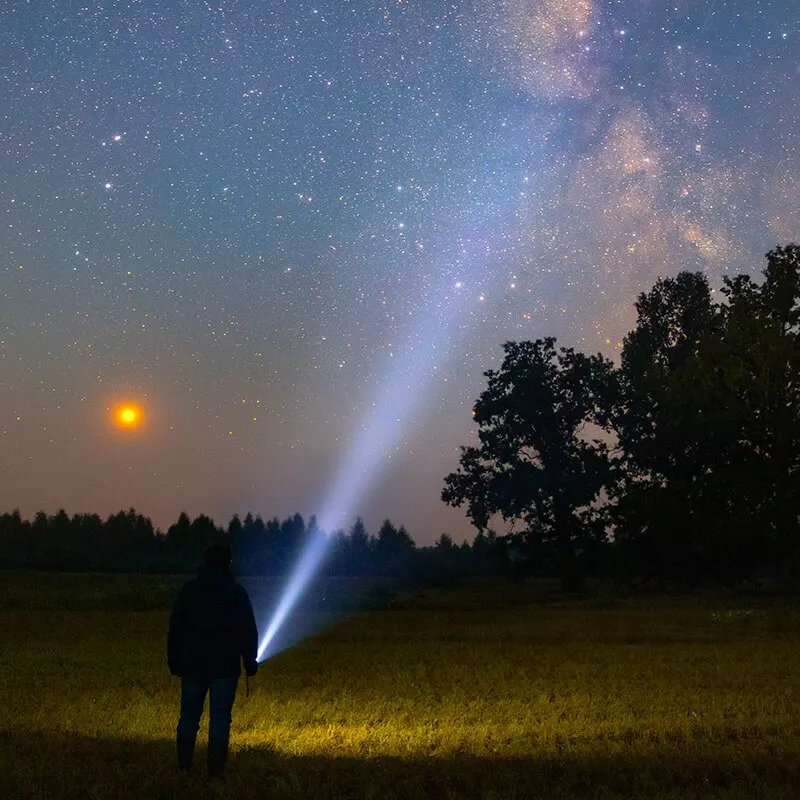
[2, 573, 800, 799]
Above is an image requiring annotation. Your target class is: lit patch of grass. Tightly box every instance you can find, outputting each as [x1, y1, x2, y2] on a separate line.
[2, 574, 800, 798]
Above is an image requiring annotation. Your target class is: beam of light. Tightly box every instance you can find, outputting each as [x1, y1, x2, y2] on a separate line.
[315, 301, 464, 536]
[257, 181, 530, 661]
[256, 265, 494, 661]
[256, 524, 328, 661]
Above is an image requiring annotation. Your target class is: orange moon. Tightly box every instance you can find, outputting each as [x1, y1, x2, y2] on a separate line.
[113, 402, 144, 430]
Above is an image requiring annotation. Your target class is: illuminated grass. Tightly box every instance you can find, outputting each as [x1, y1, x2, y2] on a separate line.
[2, 574, 800, 798]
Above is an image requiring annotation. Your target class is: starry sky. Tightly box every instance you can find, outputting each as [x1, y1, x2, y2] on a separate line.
[1, 0, 798, 543]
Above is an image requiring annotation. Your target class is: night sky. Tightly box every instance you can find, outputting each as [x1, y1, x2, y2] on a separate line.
[1, 0, 797, 543]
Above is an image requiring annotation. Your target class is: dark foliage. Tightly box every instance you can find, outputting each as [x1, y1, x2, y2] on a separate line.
[0, 507, 502, 582]
[442, 338, 619, 590]
[612, 245, 800, 586]
[446, 245, 800, 589]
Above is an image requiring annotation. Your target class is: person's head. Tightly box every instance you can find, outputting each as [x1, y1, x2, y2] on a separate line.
[204, 542, 233, 571]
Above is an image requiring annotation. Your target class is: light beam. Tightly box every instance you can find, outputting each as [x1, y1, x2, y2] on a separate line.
[257, 526, 328, 661]
[257, 186, 526, 661]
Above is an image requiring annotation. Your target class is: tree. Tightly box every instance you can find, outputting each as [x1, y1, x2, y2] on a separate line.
[263, 517, 282, 574]
[443, 338, 619, 590]
[237, 513, 269, 575]
[436, 532, 455, 553]
[374, 519, 415, 575]
[346, 517, 373, 575]
[617, 271, 719, 478]
[614, 246, 800, 585]
[275, 514, 305, 573]
[612, 271, 722, 583]
[165, 512, 202, 570]
[675, 246, 800, 582]
[717, 246, 800, 580]
[0, 510, 28, 568]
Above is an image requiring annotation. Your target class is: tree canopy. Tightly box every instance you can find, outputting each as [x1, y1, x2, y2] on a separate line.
[442, 337, 618, 589]
[445, 245, 800, 588]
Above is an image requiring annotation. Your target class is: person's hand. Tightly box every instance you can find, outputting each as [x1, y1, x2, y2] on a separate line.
[245, 661, 258, 678]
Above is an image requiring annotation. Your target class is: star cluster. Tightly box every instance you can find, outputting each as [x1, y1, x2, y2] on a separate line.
[1, 0, 797, 540]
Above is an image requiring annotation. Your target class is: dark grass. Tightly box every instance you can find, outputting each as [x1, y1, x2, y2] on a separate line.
[2, 730, 799, 800]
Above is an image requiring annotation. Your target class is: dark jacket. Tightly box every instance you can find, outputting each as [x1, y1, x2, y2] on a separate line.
[167, 565, 258, 679]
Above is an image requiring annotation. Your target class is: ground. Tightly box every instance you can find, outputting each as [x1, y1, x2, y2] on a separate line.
[1, 572, 800, 799]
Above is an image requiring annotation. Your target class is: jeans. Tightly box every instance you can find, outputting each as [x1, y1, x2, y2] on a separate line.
[176, 675, 239, 774]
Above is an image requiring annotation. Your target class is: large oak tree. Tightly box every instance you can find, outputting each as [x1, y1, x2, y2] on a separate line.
[442, 338, 618, 590]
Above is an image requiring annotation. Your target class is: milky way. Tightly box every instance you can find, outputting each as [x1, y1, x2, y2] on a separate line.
[1, 0, 797, 541]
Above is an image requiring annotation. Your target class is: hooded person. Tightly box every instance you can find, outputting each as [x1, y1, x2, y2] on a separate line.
[167, 542, 258, 778]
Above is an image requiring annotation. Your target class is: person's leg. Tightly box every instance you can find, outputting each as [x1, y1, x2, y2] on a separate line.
[176, 677, 208, 771]
[207, 676, 239, 777]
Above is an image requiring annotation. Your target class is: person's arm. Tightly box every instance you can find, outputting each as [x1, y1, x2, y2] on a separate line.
[237, 587, 259, 676]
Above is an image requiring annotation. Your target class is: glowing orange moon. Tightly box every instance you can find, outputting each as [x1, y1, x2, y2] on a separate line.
[113, 402, 143, 430]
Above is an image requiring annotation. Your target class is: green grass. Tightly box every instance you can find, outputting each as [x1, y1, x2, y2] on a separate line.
[2, 573, 800, 798]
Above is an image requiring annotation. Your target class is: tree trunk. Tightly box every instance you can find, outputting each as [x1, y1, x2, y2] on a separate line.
[555, 502, 582, 592]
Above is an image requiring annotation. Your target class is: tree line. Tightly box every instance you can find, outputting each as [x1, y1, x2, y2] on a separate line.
[0, 507, 497, 580]
[443, 245, 800, 589]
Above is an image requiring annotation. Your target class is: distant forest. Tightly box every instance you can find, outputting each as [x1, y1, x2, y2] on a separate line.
[3, 246, 800, 589]
[0, 508, 495, 581]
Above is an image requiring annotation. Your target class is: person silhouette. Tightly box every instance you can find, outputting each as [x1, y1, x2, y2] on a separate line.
[167, 542, 258, 777]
